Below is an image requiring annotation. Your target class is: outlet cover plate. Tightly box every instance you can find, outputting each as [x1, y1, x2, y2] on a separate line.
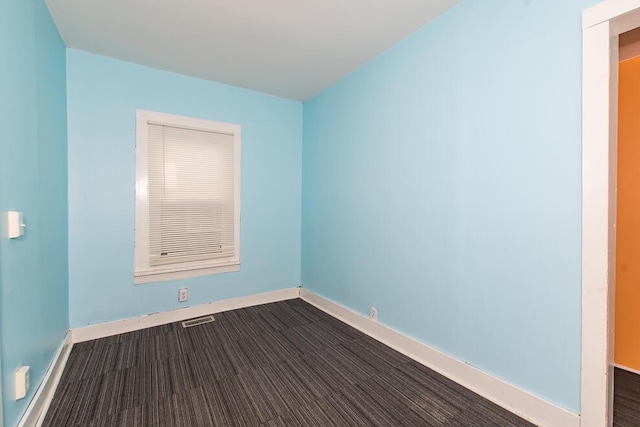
[15, 366, 29, 400]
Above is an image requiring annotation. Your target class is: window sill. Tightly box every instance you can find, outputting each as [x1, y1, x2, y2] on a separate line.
[134, 261, 240, 285]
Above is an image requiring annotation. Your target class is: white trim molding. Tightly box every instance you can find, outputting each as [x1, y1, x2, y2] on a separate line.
[583, 0, 640, 30]
[300, 289, 579, 427]
[71, 288, 300, 343]
[134, 262, 240, 285]
[614, 363, 640, 377]
[582, 1, 640, 426]
[17, 333, 73, 427]
[134, 109, 242, 285]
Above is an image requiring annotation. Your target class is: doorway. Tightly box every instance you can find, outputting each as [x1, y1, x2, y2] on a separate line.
[582, 1, 640, 426]
[613, 26, 640, 426]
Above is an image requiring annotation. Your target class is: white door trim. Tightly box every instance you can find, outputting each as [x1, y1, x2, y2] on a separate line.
[582, 2, 640, 426]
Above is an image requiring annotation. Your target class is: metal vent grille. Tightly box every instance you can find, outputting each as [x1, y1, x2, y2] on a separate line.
[181, 315, 215, 328]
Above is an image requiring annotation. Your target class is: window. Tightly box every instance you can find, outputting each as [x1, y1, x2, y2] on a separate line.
[135, 110, 241, 284]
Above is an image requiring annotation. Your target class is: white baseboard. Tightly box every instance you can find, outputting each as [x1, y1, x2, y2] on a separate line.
[71, 287, 300, 343]
[36, 288, 576, 427]
[17, 332, 73, 427]
[614, 363, 640, 376]
[300, 289, 579, 427]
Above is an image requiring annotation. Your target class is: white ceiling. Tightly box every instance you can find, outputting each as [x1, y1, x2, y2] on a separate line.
[46, 0, 459, 101]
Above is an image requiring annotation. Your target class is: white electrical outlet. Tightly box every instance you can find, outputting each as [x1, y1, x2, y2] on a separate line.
[370, 306, 378, 322]
[15, 366, 29, 400]
[178, 288, 188, 302]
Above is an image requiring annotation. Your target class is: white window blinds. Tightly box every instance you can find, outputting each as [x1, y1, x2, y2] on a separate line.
[147, 122, 236, 266]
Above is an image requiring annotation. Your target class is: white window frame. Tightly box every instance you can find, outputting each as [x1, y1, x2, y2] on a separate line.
[134, 110, 241, 285]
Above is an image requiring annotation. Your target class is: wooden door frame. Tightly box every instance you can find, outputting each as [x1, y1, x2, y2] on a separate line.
[582, 1, 640, 425]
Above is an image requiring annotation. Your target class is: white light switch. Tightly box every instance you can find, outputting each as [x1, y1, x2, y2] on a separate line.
[7, 211, 25, 238]
[15, 366, 30, 400]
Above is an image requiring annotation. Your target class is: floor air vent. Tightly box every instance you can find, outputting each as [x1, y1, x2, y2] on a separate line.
[182, 315, 215, 328]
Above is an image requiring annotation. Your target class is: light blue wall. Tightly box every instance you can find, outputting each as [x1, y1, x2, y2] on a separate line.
[67, 50, 302, 327]
[0, 0, 603, 420]
[302, 0, 598, 413]
[0, 1, 69, 426]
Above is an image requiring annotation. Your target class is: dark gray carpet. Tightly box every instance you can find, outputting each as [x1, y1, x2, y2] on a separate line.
[614, 367, 640, 426]
[42, 299, 535, 426]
